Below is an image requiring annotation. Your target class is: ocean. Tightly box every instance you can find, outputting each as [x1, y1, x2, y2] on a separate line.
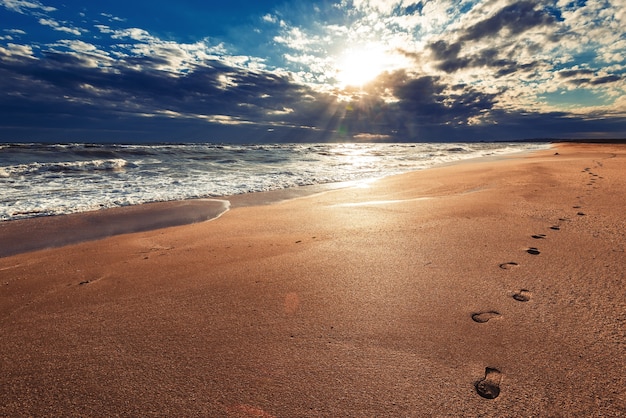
[0, 142, 548, 222]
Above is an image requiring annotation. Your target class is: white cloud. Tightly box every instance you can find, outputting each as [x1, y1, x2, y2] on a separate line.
[0, 42, 36, 60]
[262, 13, 277, 24]
[111, 28, 153, 42]
[4, 28, 27, 35]
[346, 0, 408, 14]
[53, 40, 115, 65]
[106, 29, 238, 74]
[220, 54, 266, 71]
[38, 18, 82, 36]
[100, 12, 126, 22]
[0, 0, 55, 14]
[266, 107, 294, 116]
[198, 114, 255, 125]
[94, 24, 113, 34]
[56, 39, 98, 53]
[273, 26, 322, 51]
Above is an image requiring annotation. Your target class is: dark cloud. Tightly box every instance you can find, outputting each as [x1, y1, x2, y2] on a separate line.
[1, 5, 625, 145]
[2, 45, 625, 143]
[428, 41, 470, 72]
[558, 69, 623, 86]
[428, 1, 554, 75]
[342, 71, 500, 140]
[0, 38, 372, 141]
[0, 46, 313, 122]
[428, 40, 462, 63]
[591, 75, 622, 85]
[558, 69, 594, 78]
[428, 40, 538, 76]
[460, 1, 556, 42]
[393, 75, 497, 123]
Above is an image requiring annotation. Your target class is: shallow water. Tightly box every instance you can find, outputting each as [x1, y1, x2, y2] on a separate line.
[0, 142, 548, 221]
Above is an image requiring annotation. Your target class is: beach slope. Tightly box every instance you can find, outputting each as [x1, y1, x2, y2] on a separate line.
[1, 143, 625, 416]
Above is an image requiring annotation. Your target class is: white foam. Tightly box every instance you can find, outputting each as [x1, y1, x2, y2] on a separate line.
[0, 142, 550, 221]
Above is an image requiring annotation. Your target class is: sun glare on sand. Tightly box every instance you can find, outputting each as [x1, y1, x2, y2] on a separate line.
[335, 45, 395, 87]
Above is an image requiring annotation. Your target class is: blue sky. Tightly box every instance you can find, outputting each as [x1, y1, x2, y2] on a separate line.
[1, 0, 625, 142]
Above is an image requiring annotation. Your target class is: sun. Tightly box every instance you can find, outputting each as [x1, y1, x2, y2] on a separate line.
[335, 45, 391, 88]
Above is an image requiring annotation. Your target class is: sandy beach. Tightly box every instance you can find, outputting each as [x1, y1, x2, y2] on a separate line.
[1, 143, 625, 416]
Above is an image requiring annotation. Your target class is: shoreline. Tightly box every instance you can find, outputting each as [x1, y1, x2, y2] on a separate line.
[0, 181, 354, 258]
[1, 142, 625, 416]
[0, 199, 229, 258]
[0, 146, 549, 258]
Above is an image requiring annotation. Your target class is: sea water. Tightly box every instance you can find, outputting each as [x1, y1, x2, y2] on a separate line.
[0, 142, 548, 221]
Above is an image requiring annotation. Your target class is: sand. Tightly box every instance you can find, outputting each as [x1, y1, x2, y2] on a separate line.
[1, 143, 625, 417]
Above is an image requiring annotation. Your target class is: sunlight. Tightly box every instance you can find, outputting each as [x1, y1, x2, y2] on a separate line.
[335, 45, 390, 87]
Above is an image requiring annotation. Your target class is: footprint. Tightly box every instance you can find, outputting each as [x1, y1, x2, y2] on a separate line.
[531, 234, 546, 239]
[512, 289, 532, 302]
[526, 247, 541, 255]
[499, 262, 519, 270]
[475, 368, 502, 399]
[471, 311, 502, 323]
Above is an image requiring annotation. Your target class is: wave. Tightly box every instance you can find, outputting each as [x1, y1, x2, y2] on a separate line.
[1, 158, 129, 178]
[0, 142, 550, 221]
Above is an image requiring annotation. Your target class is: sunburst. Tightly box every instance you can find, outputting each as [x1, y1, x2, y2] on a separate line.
[334, 45, 392, 87]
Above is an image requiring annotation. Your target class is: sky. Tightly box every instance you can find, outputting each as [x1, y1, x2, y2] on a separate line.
[1, 0, 625, 143]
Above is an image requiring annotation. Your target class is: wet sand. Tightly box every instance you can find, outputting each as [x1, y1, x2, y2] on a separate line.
[1, 143, 625, 416]
[0, 199, 230, 258]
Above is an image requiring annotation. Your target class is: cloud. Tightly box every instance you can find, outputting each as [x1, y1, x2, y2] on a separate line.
[367, 70, 498, 125]
[0, 0, 55, 14]
[0, 0, 625, 142]
[0, 42, 36, 60]
[262, 13, 278, 24]
[100, 12, 125, 22]
[4, 28, 27, 35]
[110, 27, 152, 42]
[38, 18, 83, 36]
[426, 1, 558, 75]
[0, 32, 326, 132]
[460, 1, 556, 42]
[559, 70, 624, 87]
[428, 39, 540, 76]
